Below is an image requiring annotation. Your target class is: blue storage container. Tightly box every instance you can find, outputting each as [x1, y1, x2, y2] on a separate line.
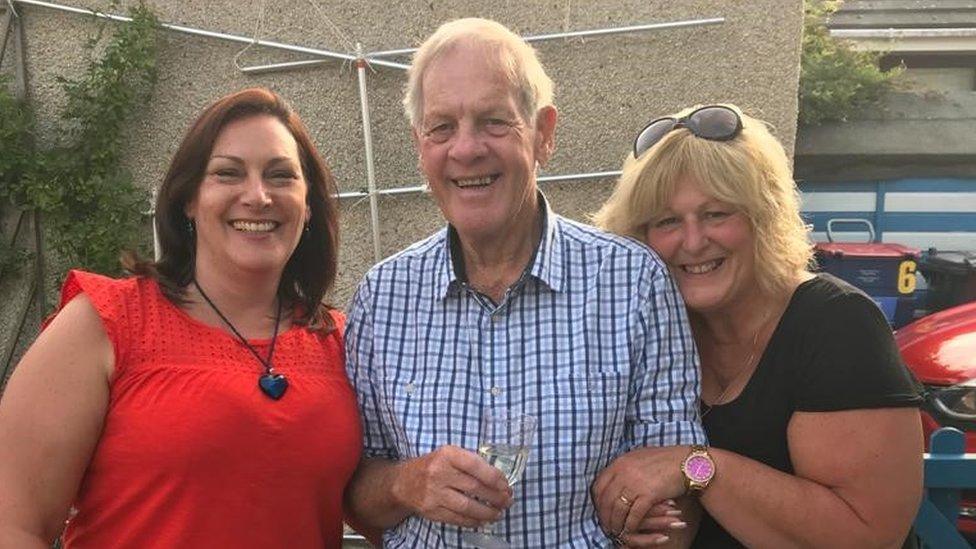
[814, 242, 921, 328]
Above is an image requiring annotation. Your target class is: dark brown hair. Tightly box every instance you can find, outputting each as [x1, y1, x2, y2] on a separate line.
[126, 87, 339, 331]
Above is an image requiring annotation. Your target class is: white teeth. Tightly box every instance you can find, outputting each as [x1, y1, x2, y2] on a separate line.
[454, 176, 493, 188]
[684, 259, 722, 274]
[232, 220, 277, 233]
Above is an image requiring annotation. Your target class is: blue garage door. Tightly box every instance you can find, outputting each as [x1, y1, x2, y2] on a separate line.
[798, 178, 976, 251]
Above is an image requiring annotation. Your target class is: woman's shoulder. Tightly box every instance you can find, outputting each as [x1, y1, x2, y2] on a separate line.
[327, 307, 346, 330]
[323, 308, 346, 343]
[774, 272, 896, 365]
[60, 269, 148, 305]
[787, 273, 881, 321]
[293, 307, 346, 344]
[783, 274, 922, 411]
[56, 270, 167, 327]
[62, 269, 157, 295]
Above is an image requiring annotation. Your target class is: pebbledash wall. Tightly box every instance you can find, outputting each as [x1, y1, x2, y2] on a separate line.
[0, 0, 803, 362]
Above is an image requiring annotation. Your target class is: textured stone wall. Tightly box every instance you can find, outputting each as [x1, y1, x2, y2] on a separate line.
[1, 7, 38, 383]
[1, 0, 802, 366]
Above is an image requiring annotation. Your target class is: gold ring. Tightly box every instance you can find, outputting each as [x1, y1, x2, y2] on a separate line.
[619, 494, 632, 506]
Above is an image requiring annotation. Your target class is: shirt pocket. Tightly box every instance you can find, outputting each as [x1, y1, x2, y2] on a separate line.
[538, 370, 630, 493]
[379, 373, 477, 459]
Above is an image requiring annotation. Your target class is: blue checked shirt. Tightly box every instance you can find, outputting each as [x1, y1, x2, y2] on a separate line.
[345, 197, 705, 547]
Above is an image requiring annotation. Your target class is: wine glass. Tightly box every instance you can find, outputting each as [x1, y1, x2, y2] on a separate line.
[461, 408, 537, 548]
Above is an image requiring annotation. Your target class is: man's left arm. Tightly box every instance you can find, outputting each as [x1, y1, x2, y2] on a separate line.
[592, 260, 706, 547]
[627, 260, 704, 449]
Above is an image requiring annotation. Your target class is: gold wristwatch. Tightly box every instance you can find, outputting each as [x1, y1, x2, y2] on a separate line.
[680, 444, 715, 495]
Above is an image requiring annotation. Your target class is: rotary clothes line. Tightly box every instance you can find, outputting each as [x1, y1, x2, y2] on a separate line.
[11, 0, 724, 264]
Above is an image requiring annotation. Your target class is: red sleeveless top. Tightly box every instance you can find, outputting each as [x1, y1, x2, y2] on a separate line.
[58, 271, 362, 548]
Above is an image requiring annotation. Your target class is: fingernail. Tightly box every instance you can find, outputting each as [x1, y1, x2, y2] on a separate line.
[654, 535, 671, 545]
[666, 509, 683, 516]
[669, 521, 688, 530]
[664, 499, 676, 506]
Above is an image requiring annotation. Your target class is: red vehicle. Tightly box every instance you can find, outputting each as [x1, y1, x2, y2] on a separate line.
[895, 301, 976, 536]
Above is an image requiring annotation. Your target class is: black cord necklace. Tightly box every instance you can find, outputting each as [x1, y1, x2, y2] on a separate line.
[192, 279, 288, 400]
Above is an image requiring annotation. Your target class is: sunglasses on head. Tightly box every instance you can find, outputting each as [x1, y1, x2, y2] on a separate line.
[633, 105, 743, 159]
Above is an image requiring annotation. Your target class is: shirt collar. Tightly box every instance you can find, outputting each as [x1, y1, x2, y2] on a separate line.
[438, 191, 564, 300]
[529, 192, 564, 293]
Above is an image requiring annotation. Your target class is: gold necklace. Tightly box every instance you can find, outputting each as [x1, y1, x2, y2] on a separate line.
[700, 310, 771, 419]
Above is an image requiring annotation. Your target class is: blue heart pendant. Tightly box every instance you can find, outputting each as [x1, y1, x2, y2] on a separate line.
[259, 373, 288, 400]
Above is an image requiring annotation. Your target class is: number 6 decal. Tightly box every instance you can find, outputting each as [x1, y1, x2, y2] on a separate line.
[898, 260, 917, 294]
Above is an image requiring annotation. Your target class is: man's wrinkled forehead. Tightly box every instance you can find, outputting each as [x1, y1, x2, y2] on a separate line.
[420, 40, 521, 114]
[426, 38, 510, 81]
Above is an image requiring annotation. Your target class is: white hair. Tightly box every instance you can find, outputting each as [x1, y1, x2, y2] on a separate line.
[403, 17, 555, 127]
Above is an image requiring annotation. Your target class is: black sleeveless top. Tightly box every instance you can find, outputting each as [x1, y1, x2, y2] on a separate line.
[692, 274, 923, 547]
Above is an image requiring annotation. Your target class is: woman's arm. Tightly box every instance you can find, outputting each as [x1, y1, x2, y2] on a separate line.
[702, 407, 922, 548]
[0, 295, 113, 546]
[594, 407, 921, 548]
[701, 289, 925, 547]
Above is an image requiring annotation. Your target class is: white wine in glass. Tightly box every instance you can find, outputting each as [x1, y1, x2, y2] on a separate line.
[478, 443, 529, 486]
[462, 409, 537, 548]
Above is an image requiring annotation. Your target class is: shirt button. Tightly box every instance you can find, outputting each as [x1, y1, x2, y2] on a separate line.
[490, 386, 502, 396]
[491, 313, 502, 323]
[405, 382, 416, 395]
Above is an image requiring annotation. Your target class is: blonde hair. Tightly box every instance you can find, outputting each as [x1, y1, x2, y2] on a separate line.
[592, 105, 812, 295]
[403, 17, 554, 127]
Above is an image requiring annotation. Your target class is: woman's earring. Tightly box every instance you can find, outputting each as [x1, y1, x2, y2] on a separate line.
[186, 218, 195, 234]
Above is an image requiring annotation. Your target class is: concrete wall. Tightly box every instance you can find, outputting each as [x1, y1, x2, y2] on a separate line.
[1, 0, 802, 361]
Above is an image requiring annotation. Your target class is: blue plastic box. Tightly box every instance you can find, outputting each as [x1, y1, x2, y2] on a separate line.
[814, 242, 921, 328]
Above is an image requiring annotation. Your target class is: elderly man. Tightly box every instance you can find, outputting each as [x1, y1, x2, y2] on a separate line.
[344, 17, 706, 547]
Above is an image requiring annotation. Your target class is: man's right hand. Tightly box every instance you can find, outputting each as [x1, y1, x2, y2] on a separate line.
[391, 445, 513, 527]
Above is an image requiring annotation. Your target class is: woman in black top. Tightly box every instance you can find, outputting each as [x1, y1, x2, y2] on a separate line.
[592, 105, 923, 547]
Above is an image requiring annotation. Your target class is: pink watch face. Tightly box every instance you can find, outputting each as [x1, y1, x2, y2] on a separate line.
[686, 455, 714, 481]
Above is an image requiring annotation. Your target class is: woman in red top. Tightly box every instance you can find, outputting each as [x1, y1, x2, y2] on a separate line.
[0, 88, 363, 548]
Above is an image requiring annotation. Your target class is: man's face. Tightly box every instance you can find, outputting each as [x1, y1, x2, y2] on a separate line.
[414, 45, 556, 243]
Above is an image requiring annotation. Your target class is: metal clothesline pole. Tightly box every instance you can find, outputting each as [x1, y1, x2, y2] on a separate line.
[11, 0, 407, 70]
[522, 17, 725, 42]
[355, 43, 383, 263]
[335, 170, 625, 200]
[365, 16, 726, 59]
[240, 57, 410, 75]
[241, 16, 727, 73]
